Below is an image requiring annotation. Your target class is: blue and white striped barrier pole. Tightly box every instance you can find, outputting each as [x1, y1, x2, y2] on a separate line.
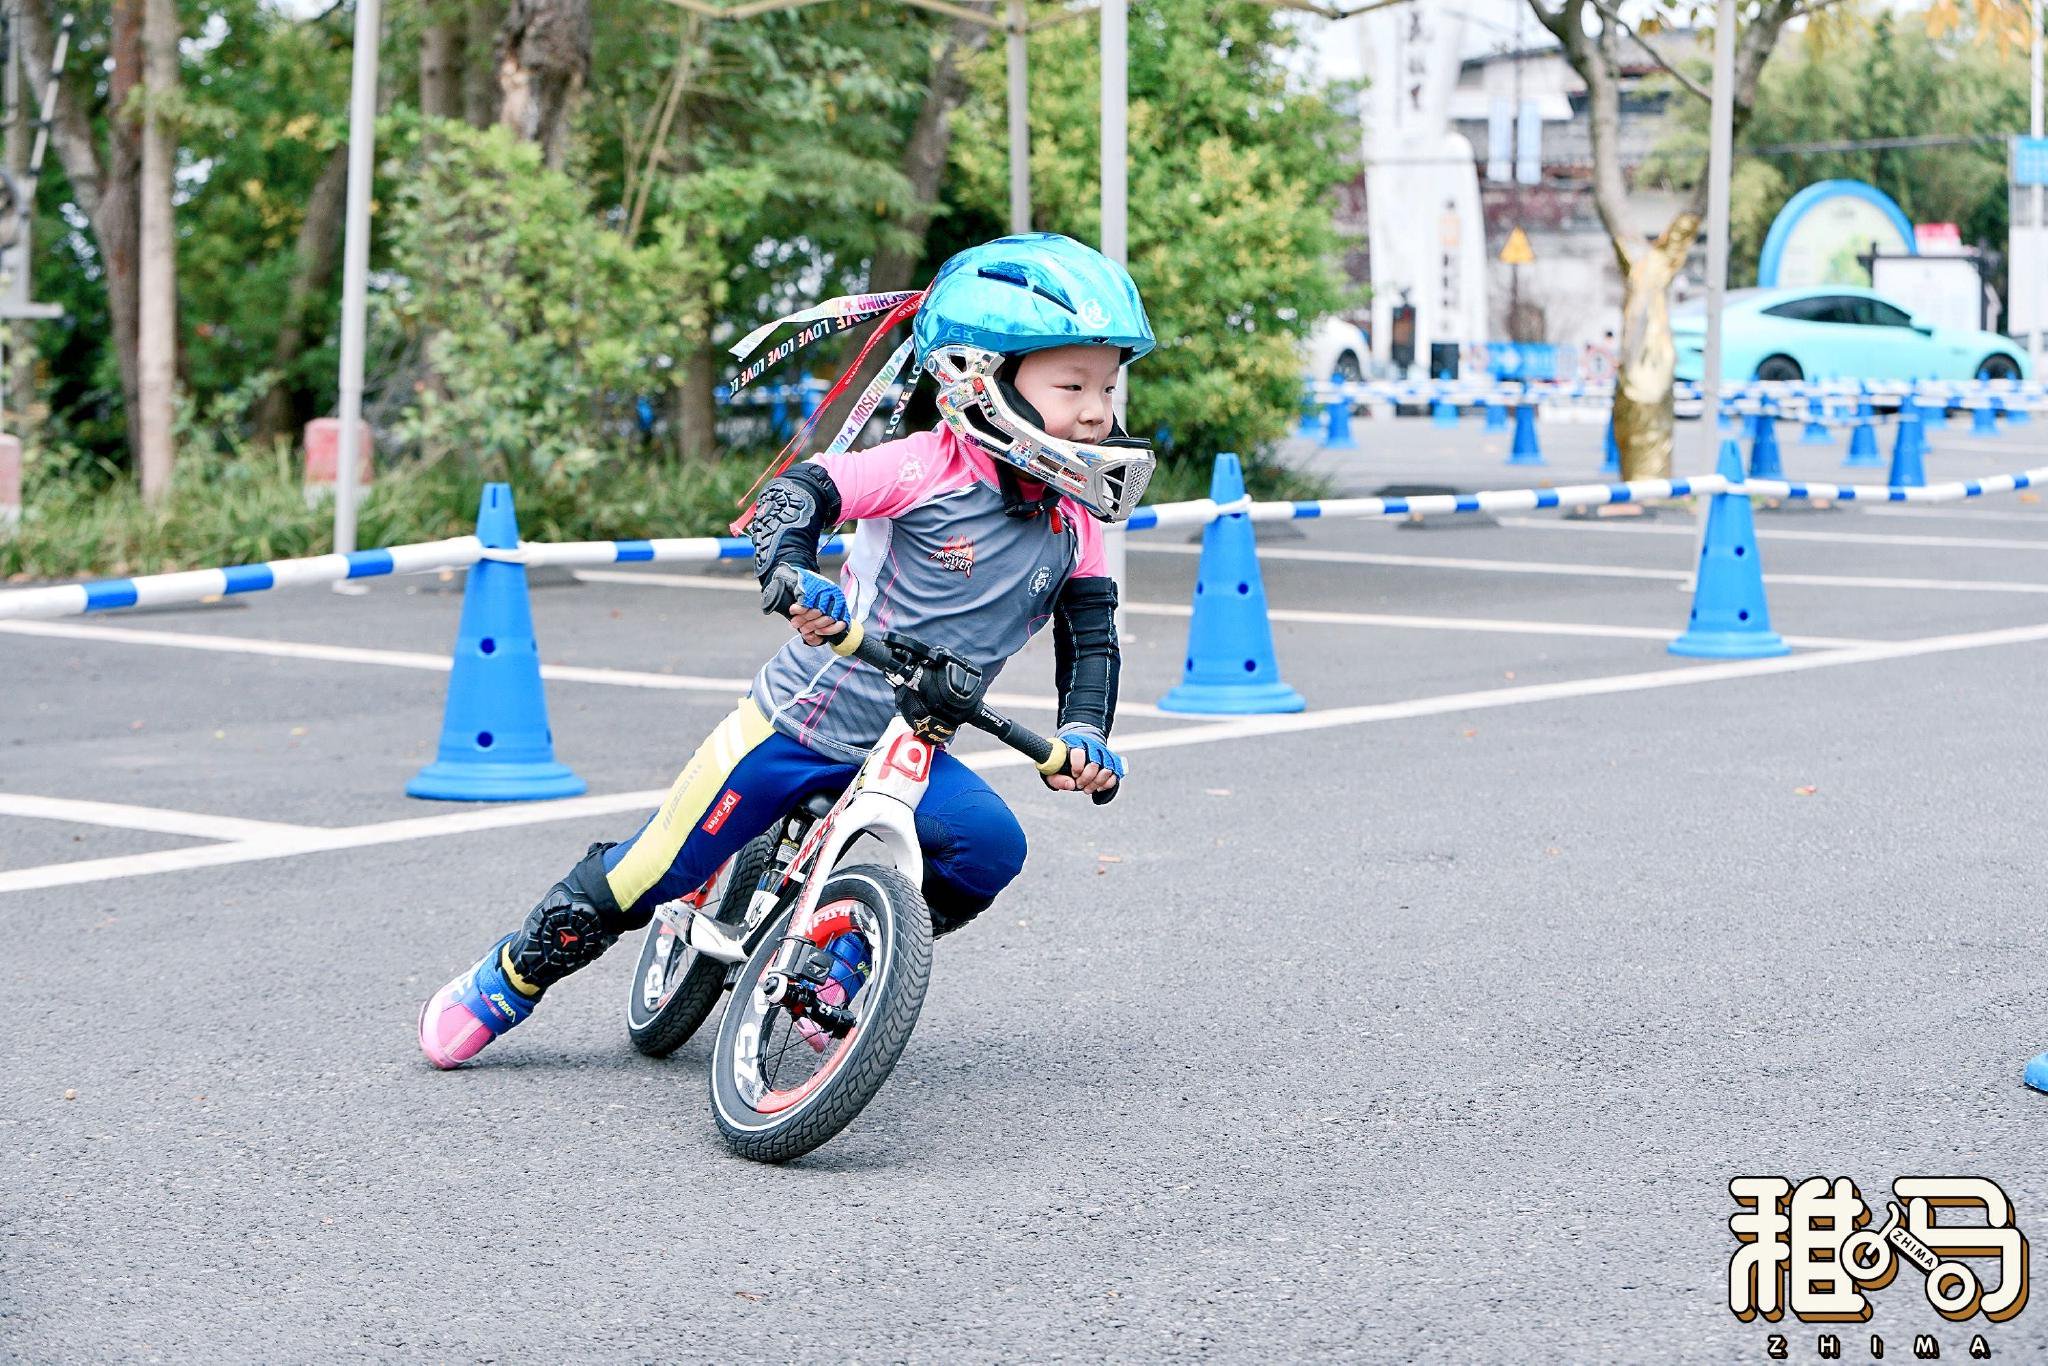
[14, 459, 2048, 624]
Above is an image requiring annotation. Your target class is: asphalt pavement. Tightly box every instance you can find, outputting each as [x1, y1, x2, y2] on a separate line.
[6, 413, 2048, 1362]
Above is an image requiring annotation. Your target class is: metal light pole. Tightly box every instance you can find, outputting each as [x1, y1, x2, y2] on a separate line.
[331, 0, 381, 563]
[1702, 0, 1737, 461]
[2033, 0, 2042, 373]
[1007, 0, 1030, 234]
[1100, 0, 1129, 618]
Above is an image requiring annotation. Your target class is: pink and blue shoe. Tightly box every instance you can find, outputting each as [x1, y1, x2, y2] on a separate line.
[418, 935, 539, 1069]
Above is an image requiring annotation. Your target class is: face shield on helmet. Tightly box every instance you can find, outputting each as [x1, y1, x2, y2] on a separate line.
[927, 343, 1154, 523]
[913, 234, 1157, 524]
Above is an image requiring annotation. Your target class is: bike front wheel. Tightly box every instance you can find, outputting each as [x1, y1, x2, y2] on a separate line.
[709, 864, 932, 1163]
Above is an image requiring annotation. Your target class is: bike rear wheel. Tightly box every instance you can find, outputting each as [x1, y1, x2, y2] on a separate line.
[625, 831, 776, 1057]
[709, 864, 932, 1163]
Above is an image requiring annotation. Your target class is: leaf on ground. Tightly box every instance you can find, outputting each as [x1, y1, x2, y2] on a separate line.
[62, 1089, 76, 1101]
[1795, 785, 1818, 796]
[734, 1290, 766, 1303]
[1204, 787, 1231, 797]
[1461, 727, 1477, 740]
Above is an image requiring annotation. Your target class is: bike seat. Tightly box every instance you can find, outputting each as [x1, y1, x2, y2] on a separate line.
[800, 792, 837, 820]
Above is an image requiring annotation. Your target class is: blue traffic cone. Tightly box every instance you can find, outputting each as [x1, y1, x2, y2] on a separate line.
[1600, 418, 1620, 476]
[1972, 402, 2000, 435]
[1323, 389, 1355, 449]
[1507, 403, 1545, 465]
[1717, 402, 1736, 431]
[1432, 398, 1458, 427]
[1158, 454, 1305, 715]
[1748, 414, 1784, 480]
[1921, 390, 1947, 429]
[1843, 420, 1881, 468]
[1889, 413, 1926, 489]
[2005, 395, 2032, 427]
[1670, 440, 1789, 660]
[408, 484, 586, 801]
[1799, 409, 1832, 445]
[1484, 398, 1507, 431]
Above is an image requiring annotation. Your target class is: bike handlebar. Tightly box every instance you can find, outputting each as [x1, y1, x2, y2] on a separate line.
[828, 619, 1070, 778]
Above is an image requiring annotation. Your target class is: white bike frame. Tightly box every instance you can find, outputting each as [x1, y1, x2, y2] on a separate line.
[677, 714, 938, 966]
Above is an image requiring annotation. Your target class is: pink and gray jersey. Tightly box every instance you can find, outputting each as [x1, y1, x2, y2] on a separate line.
[751, 426, 1105, 763]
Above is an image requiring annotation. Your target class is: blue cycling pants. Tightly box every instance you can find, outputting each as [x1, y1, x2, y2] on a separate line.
[598, 700, 1025, 935]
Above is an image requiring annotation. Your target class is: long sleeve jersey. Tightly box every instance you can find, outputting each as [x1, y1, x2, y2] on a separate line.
[750, 425, 1108, 763]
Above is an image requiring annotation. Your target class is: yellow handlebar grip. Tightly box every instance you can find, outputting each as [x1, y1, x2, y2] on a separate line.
[1036, 737, 1069, 777]
[829, 619, 865, 657]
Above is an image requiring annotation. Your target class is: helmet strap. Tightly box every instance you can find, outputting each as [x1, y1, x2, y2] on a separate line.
[994, 463, 1059, 520]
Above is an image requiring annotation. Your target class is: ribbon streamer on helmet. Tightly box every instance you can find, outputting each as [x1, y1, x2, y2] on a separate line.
[725, 290, 924, 397]
[729, 291, 926, 533]
[821, 336, 914, 459]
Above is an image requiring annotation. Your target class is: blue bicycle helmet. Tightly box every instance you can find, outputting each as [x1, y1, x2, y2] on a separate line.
[915, 234, 1156, 522]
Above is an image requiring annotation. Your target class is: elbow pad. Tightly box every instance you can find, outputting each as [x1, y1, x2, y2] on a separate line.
[749, 462, 843, 586]
[1052, 575, 1120, 738]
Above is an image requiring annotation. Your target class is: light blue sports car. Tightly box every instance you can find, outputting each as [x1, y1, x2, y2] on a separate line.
[1671, 286, 2027, 383]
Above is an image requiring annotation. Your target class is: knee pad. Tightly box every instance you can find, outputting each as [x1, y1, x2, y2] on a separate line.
[922, 873, 996, 940]
[509, 842, 631, 990]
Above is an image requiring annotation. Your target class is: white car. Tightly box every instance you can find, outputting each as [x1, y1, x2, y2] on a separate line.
[1304, 316, 1368, 384]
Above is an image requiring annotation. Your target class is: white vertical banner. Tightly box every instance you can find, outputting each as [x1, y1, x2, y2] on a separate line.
[1362, 8, 1489, 366]
[1486, 98, 1511, 183]
[1514, 98, 1542, 186]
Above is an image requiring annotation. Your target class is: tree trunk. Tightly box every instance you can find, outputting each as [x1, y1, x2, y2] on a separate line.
[868, 7, 991, 293]
[254, 144, 351, 443]
[464, 2, 505, 128]
[1612, 211, 1700, 483]
[420, 16, 464, 120]
[832, 6, 992, 446]
[496, 0, 589, 169]
[137, 0, 177, 502]
[674, 336, 717, 464]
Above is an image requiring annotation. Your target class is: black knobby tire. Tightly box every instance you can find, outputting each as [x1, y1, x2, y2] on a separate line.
[1979, 354, 2022, 381]
[625, 831, 776, 1057]
[1755, 355, 1803, 383]
[709, 864, 932, 1163]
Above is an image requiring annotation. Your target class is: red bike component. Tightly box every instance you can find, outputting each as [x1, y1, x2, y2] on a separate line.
[881, 732, 932, 783]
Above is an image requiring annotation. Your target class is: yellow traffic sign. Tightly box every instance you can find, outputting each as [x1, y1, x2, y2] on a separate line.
[1500, 227, 1535, 266]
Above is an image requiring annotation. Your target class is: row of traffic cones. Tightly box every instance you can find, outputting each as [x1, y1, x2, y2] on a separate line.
[416, 424, 1907, 801]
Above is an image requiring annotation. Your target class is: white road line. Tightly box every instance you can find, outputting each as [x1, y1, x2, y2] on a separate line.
[573, 567, 1870, 647]
[1130, 540, 2048, 594]
[0, 617, 1155, 717]
[11, 616, 2048, 897]
[1108, 617, 2048, 752]
[1496, 515, 2048, 553]
[1857, 505, 2048, 526]
[0, 793, 316, 841]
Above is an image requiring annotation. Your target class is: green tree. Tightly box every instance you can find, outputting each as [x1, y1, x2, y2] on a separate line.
[1651, 8, 2028, 291]
[945, 0, 1356, 461]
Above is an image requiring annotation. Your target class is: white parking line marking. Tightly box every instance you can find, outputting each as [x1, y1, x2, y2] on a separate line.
[1858, 505, 2048, 526]
[0, 618, 1160, 717]
[0, 793, 315, 842]
[572, 568, 1871, 646]
[10, 616, 2048, 896]
[1130, 540, 2048, 594]
[1496, 515, 2048, 553]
